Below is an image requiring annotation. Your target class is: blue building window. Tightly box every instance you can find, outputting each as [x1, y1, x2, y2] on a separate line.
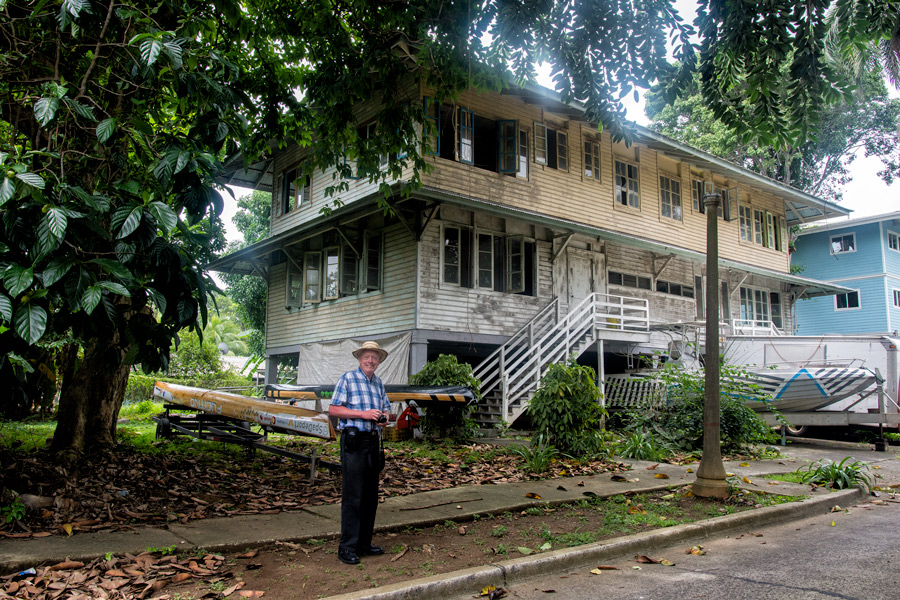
[830, 233, 856, 254]
[835, 291, 860, 310]
[889, 231, 899, 253]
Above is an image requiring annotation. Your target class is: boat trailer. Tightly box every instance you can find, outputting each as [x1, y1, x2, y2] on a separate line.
[151, 381, 476, 480]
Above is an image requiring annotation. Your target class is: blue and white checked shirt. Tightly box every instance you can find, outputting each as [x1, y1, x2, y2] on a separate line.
[331, 367, 391, 432]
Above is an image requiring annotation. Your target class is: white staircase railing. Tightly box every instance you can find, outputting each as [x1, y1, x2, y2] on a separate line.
[472, 292, 649, 425]
[729, 319, 783, 336]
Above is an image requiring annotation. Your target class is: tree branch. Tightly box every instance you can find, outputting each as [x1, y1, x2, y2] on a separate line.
[78, 0, 117, 100]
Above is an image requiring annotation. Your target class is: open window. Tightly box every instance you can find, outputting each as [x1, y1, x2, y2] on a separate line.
[584, 140, 600, 181]
[303, 252, 322, 303]
[533, 122, 568, 171]
[442, 225, 535, 295]
[364, 232, 382, 292]
[282, 165, 310, 214]
[324, 247, 340, 300]
[286, 258, 303, 307]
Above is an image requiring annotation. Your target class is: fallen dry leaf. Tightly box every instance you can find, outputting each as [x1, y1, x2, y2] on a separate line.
[237, 549, 259, 559]
[635, 555, 659, 564]
[525, 492, 542, 499]
[238, 591, 265, 598]
[653, 473, 670, 479]
[50, 560, 85, 571]
[391, 546, 408, 562]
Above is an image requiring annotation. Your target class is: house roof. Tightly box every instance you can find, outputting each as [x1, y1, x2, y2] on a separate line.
[795, 210, 900, 236]
[208, 186, 854, 298]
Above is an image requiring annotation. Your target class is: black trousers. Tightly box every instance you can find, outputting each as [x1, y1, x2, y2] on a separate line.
[339, 429, 382, 554]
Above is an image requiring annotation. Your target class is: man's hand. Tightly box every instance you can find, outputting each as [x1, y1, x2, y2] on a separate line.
[361, 408, 382, 422]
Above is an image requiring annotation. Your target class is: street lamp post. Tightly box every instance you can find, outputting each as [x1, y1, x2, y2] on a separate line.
[692, 192, 729, 499]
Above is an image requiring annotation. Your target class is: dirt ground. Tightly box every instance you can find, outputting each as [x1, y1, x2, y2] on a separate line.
[3, 487, 797, 600]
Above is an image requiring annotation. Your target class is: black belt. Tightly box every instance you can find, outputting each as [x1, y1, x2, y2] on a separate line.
[342, 427, 377, 436]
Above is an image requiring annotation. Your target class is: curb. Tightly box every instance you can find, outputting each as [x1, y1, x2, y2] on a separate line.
[322, 486, 868, 600]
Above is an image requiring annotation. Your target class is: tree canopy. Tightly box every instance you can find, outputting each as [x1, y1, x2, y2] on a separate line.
[645, 70, 900, 202]
[2, 0, 898, 453]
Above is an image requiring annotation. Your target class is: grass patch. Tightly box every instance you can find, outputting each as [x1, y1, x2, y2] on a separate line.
[763, 472, 807, 484]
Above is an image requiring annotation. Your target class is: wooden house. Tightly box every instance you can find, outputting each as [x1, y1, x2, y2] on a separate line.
[211, 82, 852, 426]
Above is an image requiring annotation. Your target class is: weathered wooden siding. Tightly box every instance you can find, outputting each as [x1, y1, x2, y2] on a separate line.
[268, 83, 420, 238]
[417, 88, 792, 274]
[265, 224, 417, 347]
[415, 217, 553, 335]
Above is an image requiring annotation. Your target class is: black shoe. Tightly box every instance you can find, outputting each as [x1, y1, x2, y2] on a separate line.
[362, 545, 384, 556]
[338, 549, 360, 565]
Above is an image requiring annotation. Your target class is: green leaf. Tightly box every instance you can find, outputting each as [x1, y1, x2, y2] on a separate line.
[63, 98, 96, 121]
[0, 293, 11, 322]
[140, 39, 164, 66]
[80, 286, 101, 314]
[146, 287, 167, 314]
[0, 177, 14, 206]
[15, 172, 45, 189]
[42, 257, 76, 286]
[96, 118, 116, 143]
[176, 298, 196, 323]
[117, 206, 143, 238]
[174, 150, 190, 174]
[90, 258, 132, 279]
[46, 208, 68, 240]
[4, 265, 33, 297]
[14, 304, 47, 344]
[147, 201, 177, 232]
[97, 280, 130, 296]
[34, 97, 59, 126]
[164, 40, 183, 69]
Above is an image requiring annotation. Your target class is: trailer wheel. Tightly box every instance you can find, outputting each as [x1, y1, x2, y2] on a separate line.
[155, 417, 171, 439]
[784, 425, 807, 436]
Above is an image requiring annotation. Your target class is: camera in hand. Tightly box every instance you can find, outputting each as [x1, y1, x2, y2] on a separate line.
[377, 414, 388, 424]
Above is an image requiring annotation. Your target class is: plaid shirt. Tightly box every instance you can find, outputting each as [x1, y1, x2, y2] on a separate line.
[331, 367, 390, 432]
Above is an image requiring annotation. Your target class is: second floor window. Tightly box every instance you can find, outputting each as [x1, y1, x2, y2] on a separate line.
[533, 122, 568, 171]
[615, 159, 640, 208]
[584, 140, 600, 181]
[285, 234, 382, 307]
[282, 165, 310, 214]
[659, 174, 682, 221]
[831, 233, 856, 254]
[739, 205, 752, 241]
[888, 231, 899, 252]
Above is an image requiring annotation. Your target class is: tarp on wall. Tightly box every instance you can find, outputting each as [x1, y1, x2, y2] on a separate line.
[296, 332, 411, 385]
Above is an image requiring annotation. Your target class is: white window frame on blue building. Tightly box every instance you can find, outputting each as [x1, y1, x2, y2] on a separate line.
[830, 233, 856, 254]
[834, 290, 861, 311]
[888, 230, 899, 253]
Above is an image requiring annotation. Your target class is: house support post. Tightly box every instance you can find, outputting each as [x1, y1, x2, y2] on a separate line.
[597, 339, 606, 428]
[693, 192, 729, 499]
[409, 341, 428, 377]
[264, 355, 279, 386]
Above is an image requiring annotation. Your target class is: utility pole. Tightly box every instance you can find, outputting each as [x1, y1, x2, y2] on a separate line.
[692, 191, 728, 498]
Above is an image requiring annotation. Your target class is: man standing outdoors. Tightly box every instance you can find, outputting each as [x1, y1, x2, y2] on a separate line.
[328, 341, 392, 565]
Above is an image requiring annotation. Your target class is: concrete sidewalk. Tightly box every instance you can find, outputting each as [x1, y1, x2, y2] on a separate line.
[1, 438, 895, 593]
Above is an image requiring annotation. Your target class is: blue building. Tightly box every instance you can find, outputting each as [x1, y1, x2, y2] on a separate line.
[793, 211, 900, 335]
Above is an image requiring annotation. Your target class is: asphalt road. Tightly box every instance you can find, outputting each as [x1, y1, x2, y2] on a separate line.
[484, 492, 900, 600]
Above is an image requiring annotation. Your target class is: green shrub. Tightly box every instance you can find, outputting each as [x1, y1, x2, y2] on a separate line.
[622, 362, 777, 453]
[798, 458, 875, 492]
[528, 357, 608, 457]
[513, 434, 560, 473]
[409, 355, 481, 440]
[616, 430, 672, 461]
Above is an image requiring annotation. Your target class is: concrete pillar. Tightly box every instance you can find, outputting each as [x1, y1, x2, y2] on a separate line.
[409, 341, 429, 378]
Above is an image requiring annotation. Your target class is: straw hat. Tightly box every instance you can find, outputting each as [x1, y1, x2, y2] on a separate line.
[352, 341, 388, 362]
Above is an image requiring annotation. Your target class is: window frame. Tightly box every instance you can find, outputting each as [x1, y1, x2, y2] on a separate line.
[285, 258, 303, 307]
[658, 172, 682, 222]
[834, 290, 861, 311]
[282, 165, 310, 214]
[423, 97, 441, 156]
[893, 288, 900, 308]
[340, 242, 359, 297]
[830, 233, 857, 255]
[516, 129, 528, 179]
[363, 231, 382, 292]
[506, 235, 526, 294]
[458, 108, 475, 165]
[555, 131, 568, 172]
[614, 158, 640, 209]
[692, 179, 706, 213]
[739, 204, 752, 242]
[766, 211, 776, 248]
[887, 230, 899, 253]
[323, 246, 340, 301]
[584, 139, 601, 182]
[303, 251, 322, 304]
[498, 119, 518, 173]
[533, 122, 548, 165]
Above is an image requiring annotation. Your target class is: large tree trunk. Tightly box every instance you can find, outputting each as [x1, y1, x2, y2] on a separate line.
[51, 337, 130, 457]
